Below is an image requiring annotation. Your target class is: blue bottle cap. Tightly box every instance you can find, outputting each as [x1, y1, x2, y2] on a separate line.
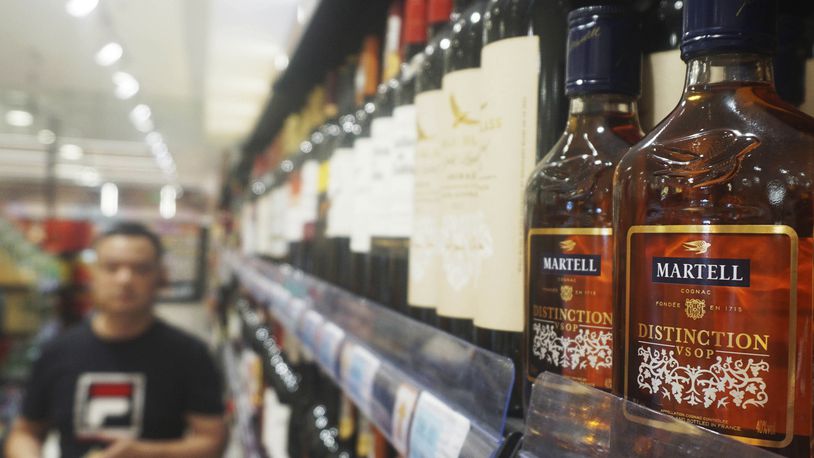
[565, 5, 641, 97]
[681, 0, 777, 61]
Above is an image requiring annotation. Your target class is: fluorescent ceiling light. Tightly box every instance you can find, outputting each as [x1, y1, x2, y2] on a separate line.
[37, 129, 56, 145]
[100, 182, 118, 217]
[130, 104, 153, 132]
[95, 42, 123, 66]
[65, 0, 99, 17]
[160, 185, 177, 219]
[5, 110, 33, 127]
[145, 131, 163, 146]
[112, 72, 139, 99]
[59, 144, 84, 161]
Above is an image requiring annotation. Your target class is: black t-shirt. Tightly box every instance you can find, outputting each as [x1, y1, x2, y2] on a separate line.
[21, 318, 224, 458]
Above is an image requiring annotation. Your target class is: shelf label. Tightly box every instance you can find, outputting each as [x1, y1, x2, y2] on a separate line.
[316, 322, 346, 375]
[298, 310, 324, 350]
[284, 298, 307, 330]
[408, 392, 470, 458]
[391, 383, 420, 454]
[341, 343, 381, 414]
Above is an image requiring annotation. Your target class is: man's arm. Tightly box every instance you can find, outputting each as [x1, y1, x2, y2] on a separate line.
[5, 418, 47, 458]
[101, 413, 227, 458]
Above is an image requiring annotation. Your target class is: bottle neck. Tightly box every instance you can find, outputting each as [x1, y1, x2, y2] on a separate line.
[685, 53, 775, 90]
[566, 94, 639, 132]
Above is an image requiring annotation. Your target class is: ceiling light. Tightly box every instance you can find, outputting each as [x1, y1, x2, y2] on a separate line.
[5, 110, 33, 127]
[160, 185, 177, 219]
[112, 72, 139, 99]
[95, 42, 123, 66]
[296, 5, 306, 24]
[100, 182, 118, 217]
[37, 129, 56, 145]
[275, 54, 289, 71]
[59, 144, 84, 161]
[65, 0, 99, 17]
[145, 131, 163, 146]
[79, 168, 100, 187]
[130, 104, 153, 132]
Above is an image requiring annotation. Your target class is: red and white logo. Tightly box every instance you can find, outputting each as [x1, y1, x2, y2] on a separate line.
[73, 373, 145, 441]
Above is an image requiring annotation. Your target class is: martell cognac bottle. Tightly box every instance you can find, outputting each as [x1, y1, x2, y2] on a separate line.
[437, 0, 487, 341]
[410, 0, 453, 325]
[525, 4, 643, 396]
[613, 0, 814, 454]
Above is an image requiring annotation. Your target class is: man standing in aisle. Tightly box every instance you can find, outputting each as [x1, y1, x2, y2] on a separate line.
[5, 222, 227, 458]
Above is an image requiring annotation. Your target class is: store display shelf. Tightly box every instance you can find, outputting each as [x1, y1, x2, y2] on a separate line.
[522, 372, 774, 458]
[226, 252, 515, 457]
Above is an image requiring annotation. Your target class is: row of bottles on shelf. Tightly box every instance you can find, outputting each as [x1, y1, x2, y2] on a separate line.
[222, 294, 398, 458]
[0, 218, 62, 292]
[238, 0, 814, 455]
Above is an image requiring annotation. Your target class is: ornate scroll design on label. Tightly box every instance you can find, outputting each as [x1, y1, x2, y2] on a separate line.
[637, 346, 770, 409]
[532, 322, 612, 371]
[650, 129, 760, 188]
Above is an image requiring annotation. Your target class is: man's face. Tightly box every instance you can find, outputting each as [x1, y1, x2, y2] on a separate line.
[91, 235, 164, 316]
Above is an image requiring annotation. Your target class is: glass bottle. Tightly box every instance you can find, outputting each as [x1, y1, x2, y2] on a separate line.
[525, 3, 643, 399]
[613, 0, 814, 454]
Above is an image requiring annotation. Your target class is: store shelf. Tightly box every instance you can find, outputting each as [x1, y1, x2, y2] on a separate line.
[226, 252, 515, 457]
[522, 374, 775, 457]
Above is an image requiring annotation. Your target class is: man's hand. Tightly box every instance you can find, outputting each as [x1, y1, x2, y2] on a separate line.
[93, 414, 226, 458]
[99, 439, 144, 458]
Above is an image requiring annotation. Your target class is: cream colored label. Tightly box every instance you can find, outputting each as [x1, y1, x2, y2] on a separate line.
[370, 117, 396, 238]
[351, 138, 374, 253]
[474, 36, 540, 332]
[327, 147, 354, 238]
[300, 159, 320, 223]
[390, 104, 417, 238]
[270, 187, 289, 258]
[641, 49, 685, 130]
[409, 91, 445, 308]
[801, 59, 814, 117]
[438, 68, 483, 319]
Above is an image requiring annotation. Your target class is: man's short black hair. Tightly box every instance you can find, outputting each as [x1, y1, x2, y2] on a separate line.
[93, 222, 164, 260]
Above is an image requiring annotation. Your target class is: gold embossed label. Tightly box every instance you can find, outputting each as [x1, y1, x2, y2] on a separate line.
[527, 229, 613, 390]
[624, 225, 812, 448]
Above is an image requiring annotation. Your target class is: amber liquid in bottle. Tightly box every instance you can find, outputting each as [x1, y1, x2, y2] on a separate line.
[613, 54, 814, 455]
[526, 95, 643, 395]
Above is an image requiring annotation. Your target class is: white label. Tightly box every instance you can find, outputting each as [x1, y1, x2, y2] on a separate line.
[351, 138, 375, 253]
[270, 187, 290, 258]
[316, 321, 346, 374]
[241, 202, 256, 256]
[474, 36, 540, 332]
[641, 49, 684, 130]
[437, 68, 483, 319]
[340, 343, 381, 414]
[327, 147, 354, 238]
[390, 104, 417, 238]
[285, 179, 304, 243]
[300, 159, 320, 223]
[370, 117, 397, 237]
[391, 384, 420, 455]
[407, 392, 470, 458]
[298, 309, 324, 349]
[409, 91, 445, 309]
[284, 298, 307, 330]
[802, 59, 814, 117]
[262, 388, 291, 458]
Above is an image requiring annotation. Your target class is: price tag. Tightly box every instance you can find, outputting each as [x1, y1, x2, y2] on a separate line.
[408, 392, 470, 458]
[316, 322, 346, 375]
[391, 384, 420, 455]
[283, 298, 307, 330]
[298, 310, 324, 350]
[340, 343, 381, 413]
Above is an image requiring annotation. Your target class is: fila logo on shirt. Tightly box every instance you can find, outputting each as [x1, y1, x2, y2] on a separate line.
[74, 373, 146, 440]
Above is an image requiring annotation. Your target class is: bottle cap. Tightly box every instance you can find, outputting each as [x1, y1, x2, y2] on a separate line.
[681, 0, 776, 61]
[404, 0, 428, 45]
[428, 0, 452, 25]
[566, 5, 641, 97]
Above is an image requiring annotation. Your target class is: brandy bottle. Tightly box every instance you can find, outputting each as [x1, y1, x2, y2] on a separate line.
[525, 4, 643, 399]
[613, 0, 814, 454]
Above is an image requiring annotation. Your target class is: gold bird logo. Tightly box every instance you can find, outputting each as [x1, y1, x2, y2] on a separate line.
[560, 240, 576, 252]
[417, 122, 430, 141]
[450, 94, 479, 127]
[683, 240, 711, 254]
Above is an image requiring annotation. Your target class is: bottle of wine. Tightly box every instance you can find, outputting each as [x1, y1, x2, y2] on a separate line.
[410, 0, 453, 325]
[382, 0, 428, 316]
[774, 5, 808, 108]
[435, 0, 488, 341]
[475, 0, 569, 414]
[613, 0, 814, 453]
[350, 34, 382, 298]
[639, 0, 684, 130]
[525, 4, 642, 398]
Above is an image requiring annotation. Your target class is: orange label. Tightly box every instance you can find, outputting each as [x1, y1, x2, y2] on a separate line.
[624, 225, 812, 449]
[527, 229, 613, 390]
